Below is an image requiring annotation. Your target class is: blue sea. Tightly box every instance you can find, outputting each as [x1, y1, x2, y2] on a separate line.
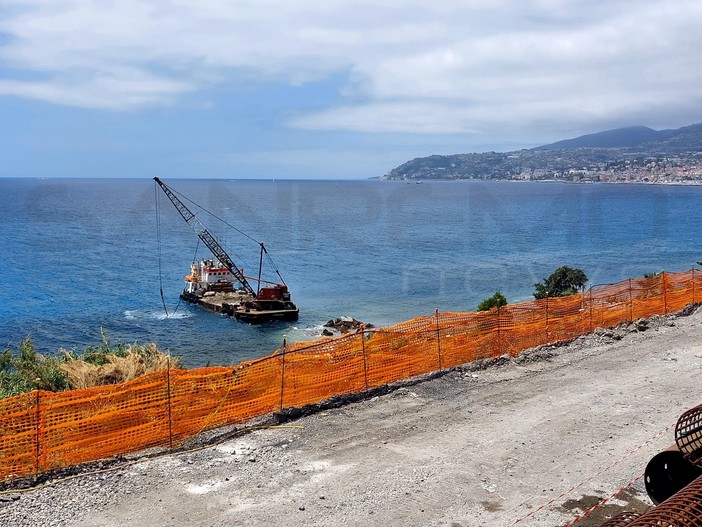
[1, 178, 700, 367]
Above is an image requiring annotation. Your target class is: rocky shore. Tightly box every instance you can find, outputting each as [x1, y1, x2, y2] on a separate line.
[321, 316, 374, 336]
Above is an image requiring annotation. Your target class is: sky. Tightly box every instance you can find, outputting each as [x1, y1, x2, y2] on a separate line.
[1, 0, 702, 179]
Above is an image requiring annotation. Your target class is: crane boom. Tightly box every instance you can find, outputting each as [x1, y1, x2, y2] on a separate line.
[154, 177, 256, 296]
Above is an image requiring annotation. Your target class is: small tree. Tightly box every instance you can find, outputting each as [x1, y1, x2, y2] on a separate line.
[477, 291, 508, 311]
[533, 266, 588, 299]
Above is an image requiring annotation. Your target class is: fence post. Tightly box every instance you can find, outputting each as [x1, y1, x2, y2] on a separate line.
[496, 306, 502, 356]
[545, 298, 550, 343]
[435, 308, 443, 370]
[663, 272, 668, 314]
[279, 337, 287, 411]
[360, 325, 369, 389]
[166, 356, 173, 450]
[589, 287, 593, 333]
[34, 390, 41, 475]
[629, 277, 634, 322]
[693, 267, 697, 304]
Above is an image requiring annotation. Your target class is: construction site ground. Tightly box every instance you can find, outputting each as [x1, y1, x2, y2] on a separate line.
[2, 307, 701, 527]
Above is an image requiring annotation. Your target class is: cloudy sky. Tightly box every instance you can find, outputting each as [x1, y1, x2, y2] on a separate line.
[1, 0, 701, 179]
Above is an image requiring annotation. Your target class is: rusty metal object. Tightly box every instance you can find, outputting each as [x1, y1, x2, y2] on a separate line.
[644, 444, 702, 505]
[676, 403, 702, 466]
[628, 474, 702, 526]
[598, 511, 642, 526]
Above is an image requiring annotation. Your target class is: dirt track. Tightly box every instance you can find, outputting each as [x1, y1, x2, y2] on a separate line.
[2, 308, 701, 527]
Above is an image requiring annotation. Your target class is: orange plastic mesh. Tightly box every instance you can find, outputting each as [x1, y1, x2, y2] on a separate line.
[545, 294, 587, 343]
[498, 301, 548, 357]
[169, 359, 283, 445]
[365, 326, 439, 387]
[590, 280, 632, 329]
[631, 274, 666, 320]
[281, 335, 366, 408]
[0, 270, 699, 481]
[693, 269, 702, 304]
[40, 371, 171, 471]
[667, 270, 694, 313]
[438, 311, 499, 366]
[0, 392, 38, 480]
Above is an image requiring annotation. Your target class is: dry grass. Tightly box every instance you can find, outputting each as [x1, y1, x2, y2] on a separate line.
[2, 332, 183, 397]
[59, 344, 180, 390]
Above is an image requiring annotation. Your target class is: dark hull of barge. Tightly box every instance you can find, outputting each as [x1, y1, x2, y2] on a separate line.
[234, 307, 299, 323]
[180, 292, 299, 323]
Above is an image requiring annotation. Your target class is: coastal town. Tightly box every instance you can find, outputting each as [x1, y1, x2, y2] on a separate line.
[383, 124, 702, 184]
[533, 153, 702, 184]
[385, 150, 702, 184]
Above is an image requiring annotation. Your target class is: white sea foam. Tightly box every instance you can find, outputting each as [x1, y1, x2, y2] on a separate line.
[292, 324, 327, 335]
[123, 310, 192, 321]
[152, 311, 192, 320]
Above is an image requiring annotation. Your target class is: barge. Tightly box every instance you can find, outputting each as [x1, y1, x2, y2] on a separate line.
[154, 177, 299, 323]
[179, 258, 254, 314]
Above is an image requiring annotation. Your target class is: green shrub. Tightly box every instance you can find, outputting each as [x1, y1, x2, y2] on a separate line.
[477, 291, 508, 312]
[0, 338, 67, 398]
[534, 266, 588, 299]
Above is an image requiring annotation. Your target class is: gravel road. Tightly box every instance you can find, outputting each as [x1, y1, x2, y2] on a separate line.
[2, 308, 701, 527]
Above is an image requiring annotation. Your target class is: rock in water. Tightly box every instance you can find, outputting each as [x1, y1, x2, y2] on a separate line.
[323, 317, 374, 334]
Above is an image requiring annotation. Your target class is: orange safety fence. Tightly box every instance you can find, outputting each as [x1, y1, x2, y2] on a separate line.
[1, 269, 701, 482]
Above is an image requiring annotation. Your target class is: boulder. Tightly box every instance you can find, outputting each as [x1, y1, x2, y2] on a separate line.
[323, 317, 374, 334]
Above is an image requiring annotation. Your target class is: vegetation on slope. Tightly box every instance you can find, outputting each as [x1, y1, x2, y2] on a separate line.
[533, 266, 588, 299]
[477, 291, 508, 312]
[1, 331, 179, 398]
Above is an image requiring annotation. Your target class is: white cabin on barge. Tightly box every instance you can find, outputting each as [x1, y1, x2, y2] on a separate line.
[184, 259, 241, 294]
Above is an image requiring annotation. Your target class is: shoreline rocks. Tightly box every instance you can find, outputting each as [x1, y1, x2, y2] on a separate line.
[322, 317, 374, 336]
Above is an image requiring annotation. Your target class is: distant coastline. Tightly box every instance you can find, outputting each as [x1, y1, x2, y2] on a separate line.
[381, 177, 702, 186]
[383, 123, 702, 185]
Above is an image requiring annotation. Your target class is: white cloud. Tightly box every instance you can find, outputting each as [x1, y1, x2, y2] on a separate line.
[0, 67, 193, 109]
[1, 0, 701, 139]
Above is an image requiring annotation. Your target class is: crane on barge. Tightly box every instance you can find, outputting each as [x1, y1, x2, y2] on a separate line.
[154, 177, 299, 323]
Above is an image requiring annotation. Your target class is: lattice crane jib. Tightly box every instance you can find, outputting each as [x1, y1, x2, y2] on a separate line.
[153, 177, 256, 297]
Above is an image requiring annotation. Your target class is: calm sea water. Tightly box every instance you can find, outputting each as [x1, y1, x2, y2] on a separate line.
[1, 178, 700, 367]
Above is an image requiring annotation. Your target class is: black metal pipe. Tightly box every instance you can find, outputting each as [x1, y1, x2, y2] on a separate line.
[644, 445, 702, 505]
